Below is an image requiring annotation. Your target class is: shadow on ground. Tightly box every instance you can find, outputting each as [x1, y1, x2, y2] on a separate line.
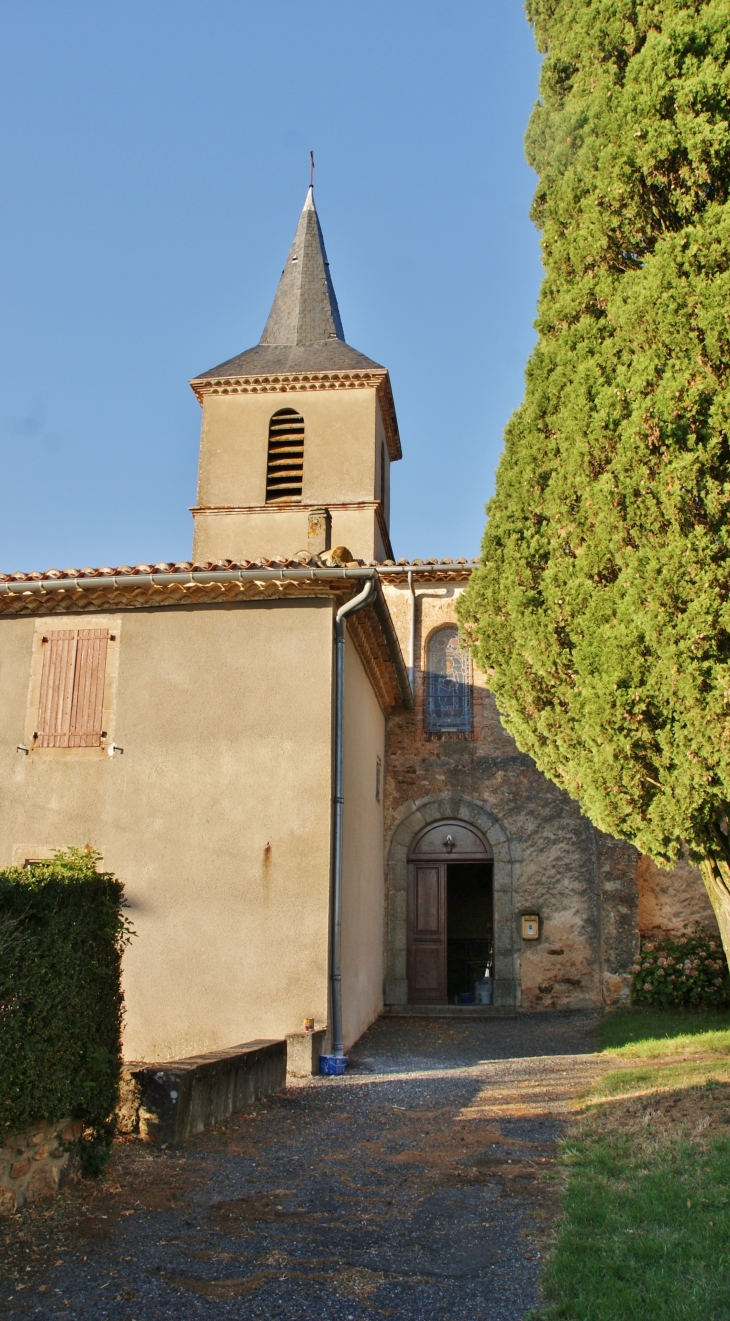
[1, 1012, 601, 1321]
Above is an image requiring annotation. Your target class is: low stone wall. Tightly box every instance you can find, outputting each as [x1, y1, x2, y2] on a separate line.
[119, 1038, 287, 1145]
[0, 1118, 81, 1215]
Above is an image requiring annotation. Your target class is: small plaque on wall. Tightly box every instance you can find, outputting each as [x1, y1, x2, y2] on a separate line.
[521, 914, 540, 940]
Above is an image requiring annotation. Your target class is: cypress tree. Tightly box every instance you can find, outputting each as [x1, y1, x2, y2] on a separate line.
[457, 0, 730, 952]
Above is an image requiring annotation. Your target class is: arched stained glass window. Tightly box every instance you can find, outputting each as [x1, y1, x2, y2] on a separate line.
[425, 627, 471, 733]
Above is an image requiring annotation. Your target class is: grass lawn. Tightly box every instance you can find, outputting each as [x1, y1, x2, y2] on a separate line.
[534, 1008, 730, 1320]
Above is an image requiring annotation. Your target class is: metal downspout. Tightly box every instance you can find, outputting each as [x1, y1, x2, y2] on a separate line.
[330, 574, 377, 1058]
[407, 570, 416, 694]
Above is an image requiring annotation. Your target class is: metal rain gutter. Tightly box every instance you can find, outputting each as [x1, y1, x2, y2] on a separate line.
[323, 575, 378, 1074]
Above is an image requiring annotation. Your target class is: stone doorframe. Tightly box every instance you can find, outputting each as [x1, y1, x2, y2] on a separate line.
[384, 795, 522, 1007]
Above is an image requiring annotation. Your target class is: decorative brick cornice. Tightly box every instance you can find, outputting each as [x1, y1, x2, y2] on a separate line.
[189, 369, 402, 462]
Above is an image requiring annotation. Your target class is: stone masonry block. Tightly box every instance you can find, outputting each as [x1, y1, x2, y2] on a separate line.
[26, 1163, 59, 1203]
[418, 800, 446, 824]
[390, 951, 406, 982]
[493, 977, 519, 1006]
[286, 1029, 326, 1078]
[454, 797, 483, 819]
[388, 840, 408, 864]
[388, 861, 407, 891]
[384, 978, 408, 1005]
[388, 889, 406, 923]
[486, 824, 507, 846]
[392, 799, 419, 829]
[493, 863, 516, 894]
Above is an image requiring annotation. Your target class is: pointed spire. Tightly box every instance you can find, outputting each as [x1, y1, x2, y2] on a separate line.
[194, 185, 389, 382]
[260, 187, 345, 346]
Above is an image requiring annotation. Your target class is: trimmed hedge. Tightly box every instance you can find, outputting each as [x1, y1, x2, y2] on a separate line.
[0, 848, 130, 1174]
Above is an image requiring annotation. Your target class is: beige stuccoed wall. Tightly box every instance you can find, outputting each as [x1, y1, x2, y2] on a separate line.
[0, 600, 335, 1062]
[340, 631, 386, 1049]
[193, 506, 387, 566]
[193, 387, 390, 563]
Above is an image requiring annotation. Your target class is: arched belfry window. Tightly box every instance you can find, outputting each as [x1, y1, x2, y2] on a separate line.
[425, 627, 472, 733]
[265, 408, 304, 503]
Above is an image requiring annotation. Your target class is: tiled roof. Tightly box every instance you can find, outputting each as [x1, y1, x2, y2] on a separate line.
[195, 188, 384, 379]
[0, 557, 480, 582]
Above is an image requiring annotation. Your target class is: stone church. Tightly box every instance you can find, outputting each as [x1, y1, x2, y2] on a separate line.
[0, 188, 716, 1065]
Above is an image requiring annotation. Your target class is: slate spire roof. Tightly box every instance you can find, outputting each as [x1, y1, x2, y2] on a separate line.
[195, 188, 383, 378]
[260, 185, 344, 346]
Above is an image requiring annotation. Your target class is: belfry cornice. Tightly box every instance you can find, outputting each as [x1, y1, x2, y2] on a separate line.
[189, 368, 402, 462]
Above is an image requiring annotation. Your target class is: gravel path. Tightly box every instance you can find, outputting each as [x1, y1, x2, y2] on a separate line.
[2, 1012, 603, 1321]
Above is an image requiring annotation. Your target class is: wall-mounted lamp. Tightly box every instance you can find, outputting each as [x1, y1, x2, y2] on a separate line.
[16, 745, 29, 755]
[107, 743, 124, 757]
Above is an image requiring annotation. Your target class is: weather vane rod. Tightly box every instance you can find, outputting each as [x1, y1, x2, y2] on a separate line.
[310, 150, 315, 189]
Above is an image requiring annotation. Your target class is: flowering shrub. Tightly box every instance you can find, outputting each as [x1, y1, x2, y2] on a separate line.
[631, 927, 730, 1008]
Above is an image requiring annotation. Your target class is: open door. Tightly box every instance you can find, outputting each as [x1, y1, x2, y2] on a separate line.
[406, 821, 493, 1006]
[407, 863, 447, 1003]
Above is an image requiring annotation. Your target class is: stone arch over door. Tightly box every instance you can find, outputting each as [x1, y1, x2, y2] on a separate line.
[384, 796, 521, 1007]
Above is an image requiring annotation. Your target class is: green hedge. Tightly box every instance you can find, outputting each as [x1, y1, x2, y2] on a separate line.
[0, 848, 130, 1174]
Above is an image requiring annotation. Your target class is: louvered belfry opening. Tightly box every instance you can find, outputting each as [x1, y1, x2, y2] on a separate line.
[265, 408, 304, 503]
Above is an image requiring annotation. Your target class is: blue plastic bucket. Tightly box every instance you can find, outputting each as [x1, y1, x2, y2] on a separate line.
[320, 1054, 347, 1076]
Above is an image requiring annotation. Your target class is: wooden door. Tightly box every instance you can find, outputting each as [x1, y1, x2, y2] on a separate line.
[407, 863, 447, 1003]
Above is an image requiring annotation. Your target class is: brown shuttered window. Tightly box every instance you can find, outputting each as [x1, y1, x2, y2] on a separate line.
[36, 629, 109, 747]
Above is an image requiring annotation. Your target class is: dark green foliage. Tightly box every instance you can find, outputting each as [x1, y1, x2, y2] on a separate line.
[632, 926, 730, 1004]
[0, 848, 130, 1174]
[458, 0, 730, 940]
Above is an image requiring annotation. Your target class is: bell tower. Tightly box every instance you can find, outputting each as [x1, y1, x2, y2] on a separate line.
[190, 187, 401, 563]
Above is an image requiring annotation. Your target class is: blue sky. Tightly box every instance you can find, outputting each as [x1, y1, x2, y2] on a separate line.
[0, 2, 542, 570]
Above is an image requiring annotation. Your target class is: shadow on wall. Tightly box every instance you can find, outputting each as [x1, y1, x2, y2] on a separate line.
[637, 853, 719, 936]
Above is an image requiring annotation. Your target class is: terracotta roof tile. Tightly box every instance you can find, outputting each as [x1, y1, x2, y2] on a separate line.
[0, 555, 478, 582]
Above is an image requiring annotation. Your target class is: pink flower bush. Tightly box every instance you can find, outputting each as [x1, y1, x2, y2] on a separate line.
[631, 927, 730, 1007]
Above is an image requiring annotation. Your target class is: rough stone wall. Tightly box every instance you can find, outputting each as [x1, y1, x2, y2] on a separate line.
[595, 831, 640, 1005]
[381, 579, 640, 1010]
[0, 1118, 80, 1216]
[637, 853, 719, 936]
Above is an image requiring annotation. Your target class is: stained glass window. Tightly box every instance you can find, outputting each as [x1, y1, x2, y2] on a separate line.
[425, 627, 471, 733]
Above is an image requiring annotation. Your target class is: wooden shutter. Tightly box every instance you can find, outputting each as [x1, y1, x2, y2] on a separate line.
[36, 628, 108, 748]
[37, 631, 77, 747]
[69, 630, 108, 746]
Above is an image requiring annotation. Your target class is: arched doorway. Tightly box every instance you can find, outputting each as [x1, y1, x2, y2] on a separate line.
[407, 821, 493, 1004]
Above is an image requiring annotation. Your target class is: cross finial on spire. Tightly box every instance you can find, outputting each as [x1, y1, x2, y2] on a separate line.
[310, 150, 314, 189]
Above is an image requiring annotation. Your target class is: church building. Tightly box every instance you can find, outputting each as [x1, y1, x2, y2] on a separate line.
[0, 188, 716, 1065]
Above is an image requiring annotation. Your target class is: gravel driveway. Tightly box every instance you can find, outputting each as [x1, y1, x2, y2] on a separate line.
[1, 1012, 602, 1320]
